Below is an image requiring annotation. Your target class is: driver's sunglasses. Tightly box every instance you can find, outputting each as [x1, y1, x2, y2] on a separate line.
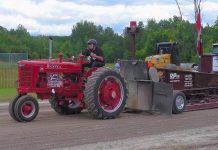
[88, 43, 93, 45]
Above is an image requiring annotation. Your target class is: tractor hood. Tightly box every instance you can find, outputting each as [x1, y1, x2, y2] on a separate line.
[18, 59, 82, 73]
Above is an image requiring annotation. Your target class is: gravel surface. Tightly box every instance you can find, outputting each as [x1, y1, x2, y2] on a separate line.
[64, 125, 218, 150]
[0, 102, 217, 150]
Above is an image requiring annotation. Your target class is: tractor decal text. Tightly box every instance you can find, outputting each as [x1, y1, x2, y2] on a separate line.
[47, 73, 63, 88]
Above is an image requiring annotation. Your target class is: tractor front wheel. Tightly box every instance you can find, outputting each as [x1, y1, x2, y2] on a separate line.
[13, 95, 39, 122]
[84, 67, 128, 119]
[9, 95, 22, 121]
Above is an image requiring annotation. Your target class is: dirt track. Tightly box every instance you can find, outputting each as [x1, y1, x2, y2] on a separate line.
[0, 102, 218, 150]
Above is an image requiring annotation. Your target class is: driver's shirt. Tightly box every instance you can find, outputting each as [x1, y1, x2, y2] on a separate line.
[82, 47, 105, 63]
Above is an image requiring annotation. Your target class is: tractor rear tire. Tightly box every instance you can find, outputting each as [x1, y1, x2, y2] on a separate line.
[172, 91, 186, 114]
[9, 95, 22, 121]
[84, 67, 128, 119]
[54, 106, 82, 115]
[50, 99, 82, 115]
[14, 95, 39, 122]
[67, 100, 83, 114]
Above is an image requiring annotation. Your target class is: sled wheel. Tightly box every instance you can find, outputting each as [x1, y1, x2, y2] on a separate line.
[172, 91, 186, 114]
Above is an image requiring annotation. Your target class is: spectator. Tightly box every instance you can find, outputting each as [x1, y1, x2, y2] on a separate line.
[114, 59, 120, 73]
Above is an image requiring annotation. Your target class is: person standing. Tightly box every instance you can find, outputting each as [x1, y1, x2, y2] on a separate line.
[114, 59, 120, 73]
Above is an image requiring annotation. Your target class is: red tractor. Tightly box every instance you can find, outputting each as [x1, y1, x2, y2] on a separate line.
[9, 46, 128, 122]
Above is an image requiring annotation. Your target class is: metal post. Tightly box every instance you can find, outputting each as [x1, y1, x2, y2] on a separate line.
[126, 21, 139, 60]
[131, 34, 136, 60]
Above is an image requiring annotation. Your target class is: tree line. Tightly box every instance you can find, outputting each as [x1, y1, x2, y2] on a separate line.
[0, 16, 218, 63]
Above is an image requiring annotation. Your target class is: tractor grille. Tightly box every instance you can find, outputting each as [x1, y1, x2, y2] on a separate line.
[19, 67, 32, 87]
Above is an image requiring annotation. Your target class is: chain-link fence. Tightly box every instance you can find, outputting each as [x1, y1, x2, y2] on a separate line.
[0, 53, 28, 63]
[0, 53, 28, 88]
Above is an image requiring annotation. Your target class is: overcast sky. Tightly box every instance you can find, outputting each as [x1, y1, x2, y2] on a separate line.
[0, 0, 218, 36]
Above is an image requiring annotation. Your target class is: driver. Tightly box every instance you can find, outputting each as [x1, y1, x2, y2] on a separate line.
[81, 39, 105, 67]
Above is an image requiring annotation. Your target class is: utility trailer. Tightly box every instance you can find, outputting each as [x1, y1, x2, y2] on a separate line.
[124, 20, 218, 114]
[158, 68, 218, 113]
[120, 60, 218, 114]
[157, 53, 218, 113]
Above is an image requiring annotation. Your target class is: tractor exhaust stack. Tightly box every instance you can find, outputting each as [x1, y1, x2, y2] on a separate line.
[49, 37, 53, 62]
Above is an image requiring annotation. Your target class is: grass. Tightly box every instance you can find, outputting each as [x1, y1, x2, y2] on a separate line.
[0, 62, 18, 88]
[0, 88, 37, 103]
[0, 88, 17, 102]
[105, 63, 115, 69]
